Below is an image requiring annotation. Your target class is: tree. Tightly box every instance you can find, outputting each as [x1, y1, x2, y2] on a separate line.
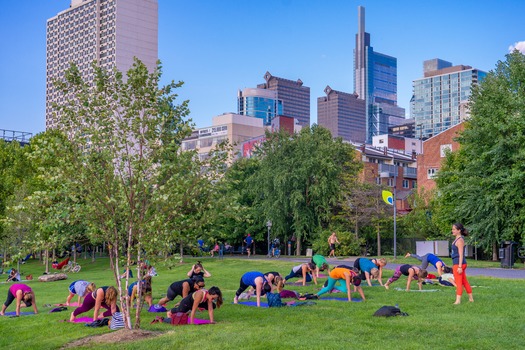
[250, 126, 362, 254]
[53, 58, 205, 329]
[435, 51, 525, 258]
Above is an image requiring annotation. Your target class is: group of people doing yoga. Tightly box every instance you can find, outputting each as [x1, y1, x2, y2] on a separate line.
[1, 223, 473, 320]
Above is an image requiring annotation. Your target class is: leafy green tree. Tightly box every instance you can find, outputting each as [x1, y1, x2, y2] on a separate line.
[52, 58, 204, 329]
[435, 51, 525, 258]
[250, 126, 362, 254]
[400, 187, 442, 239]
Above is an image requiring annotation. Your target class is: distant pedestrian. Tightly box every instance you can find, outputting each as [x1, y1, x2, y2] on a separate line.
[327, 232, 340, 258]
[244, 234, 253, 257]
[451, 223, 474, 304]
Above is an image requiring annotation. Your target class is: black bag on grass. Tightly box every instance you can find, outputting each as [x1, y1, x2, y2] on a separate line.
[373, 305, 408, 317]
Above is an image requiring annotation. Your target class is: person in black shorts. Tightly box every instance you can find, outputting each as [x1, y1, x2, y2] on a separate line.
[157, 276, 205, 307]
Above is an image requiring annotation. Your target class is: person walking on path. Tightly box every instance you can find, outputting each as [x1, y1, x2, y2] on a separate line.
[328, 232, 340, 258]
[451, 223, 474, 304]
[244, 234, 254, 257]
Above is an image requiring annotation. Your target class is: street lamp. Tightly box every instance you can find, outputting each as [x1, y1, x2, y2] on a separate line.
[266, 220, 272, 257]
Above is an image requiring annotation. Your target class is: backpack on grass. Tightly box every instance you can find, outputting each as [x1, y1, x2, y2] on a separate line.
[373, 305, 408, 317]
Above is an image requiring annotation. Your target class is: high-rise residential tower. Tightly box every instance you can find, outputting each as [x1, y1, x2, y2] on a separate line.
[46, 0, 158, 129]
[257, 72, 310, 127]
[411, 59, 486, 139]
[317, 86, 366, 143]
[354, 6, 405, 143]
[237, 88, 283, 125]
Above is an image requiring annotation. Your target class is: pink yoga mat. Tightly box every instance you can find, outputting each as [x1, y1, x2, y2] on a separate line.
[55, 302, 81, 307]
[73, 316, 94, 323]
[193, 318, 212, 325]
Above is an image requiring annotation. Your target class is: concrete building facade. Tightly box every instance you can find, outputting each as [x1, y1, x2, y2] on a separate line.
[46, 0, 158, 129]
[317, 86, 366, 143]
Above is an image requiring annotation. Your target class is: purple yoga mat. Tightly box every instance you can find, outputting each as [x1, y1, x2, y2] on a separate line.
[55, 302, 80, 307]
[320, 297, 362, 302]
[73, 316, 94, 323]
[236, 301, 269, 308]
[2, 311, 35, 316]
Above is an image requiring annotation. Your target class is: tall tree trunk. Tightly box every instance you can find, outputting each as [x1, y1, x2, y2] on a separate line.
[179, 239, 184, 263]
[492, 241, 498, 261]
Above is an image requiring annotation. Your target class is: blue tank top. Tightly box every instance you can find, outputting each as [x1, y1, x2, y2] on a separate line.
[451, 238, 466, 265]
[359, 259, 377, 273]
[427, 254, 443, 268]
[241, 271, 265, 287]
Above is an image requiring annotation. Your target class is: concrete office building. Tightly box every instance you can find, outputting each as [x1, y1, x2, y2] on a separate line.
[354, 6, 405, 143]
[317, 86, 366, 143]
[46, 0, 158, 129]
[181, 113, 267, 163]
[411, 58, 486, 139]
[257, 72, 310, 127]
[237, 88, 283, 125]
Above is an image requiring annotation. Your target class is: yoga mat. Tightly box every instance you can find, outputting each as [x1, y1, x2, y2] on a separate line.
[320, 297, 363, 302]
[235, 301, 268, 308]
[73, 317, 94, 323]
[193, 318, 212, 325]
[55, 302, 80, 307]
[2, 311, 35, 316]
[290, 282, 311, 286]
[393, 288, 440, 292]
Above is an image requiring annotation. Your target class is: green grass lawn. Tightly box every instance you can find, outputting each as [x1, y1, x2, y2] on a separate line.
[0, 256, 523, 350]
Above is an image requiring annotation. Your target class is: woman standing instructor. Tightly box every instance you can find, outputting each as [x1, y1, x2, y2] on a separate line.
[451, 223, 473, 304]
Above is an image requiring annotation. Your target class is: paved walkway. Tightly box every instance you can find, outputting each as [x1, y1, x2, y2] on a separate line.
[244, 255, 525, 279]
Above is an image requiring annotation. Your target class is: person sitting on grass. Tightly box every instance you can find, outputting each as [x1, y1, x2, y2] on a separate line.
[66, 280, 96, 306]
[0, 283, 38, 316]
[157, 276, 205, 308]
[129, 276, 153, 308]
[233, 271, 270, 307]
[187, 261, 212, 279]
[283, 263, 317, 286]
[316, 267, 366, 302]
[384, 264, 428, 291]
[6, 268, 21, 282]
[161, 286, 223, 325]
[404, 252, 452, 277]
[70, 286, 119, 322]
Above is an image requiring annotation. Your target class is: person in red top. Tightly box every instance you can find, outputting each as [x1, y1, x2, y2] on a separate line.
[1, 283, 38, 316]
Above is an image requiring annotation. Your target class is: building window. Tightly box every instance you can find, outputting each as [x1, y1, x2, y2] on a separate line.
[388, 178, 394, 187]
[375, 177, 381, 185]
[402, 180, 409, 188]
[427, 168, 438, 179]
[440, 144, 452, 157]
[412, 180, 417, 189]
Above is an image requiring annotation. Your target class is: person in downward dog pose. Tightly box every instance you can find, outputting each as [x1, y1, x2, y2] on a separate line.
[384, 265, 428, 291]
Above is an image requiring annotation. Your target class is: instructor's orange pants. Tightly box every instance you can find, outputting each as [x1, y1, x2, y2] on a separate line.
[453, 264, 472, 296]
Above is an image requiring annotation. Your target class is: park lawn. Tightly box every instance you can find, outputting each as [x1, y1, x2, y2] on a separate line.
[0, 256, 522, 350]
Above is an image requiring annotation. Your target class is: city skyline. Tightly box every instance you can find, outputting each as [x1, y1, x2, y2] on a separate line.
[1, 0, 524, 135]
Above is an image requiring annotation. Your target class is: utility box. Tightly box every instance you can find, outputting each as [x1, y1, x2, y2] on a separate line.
[500, 241, 518, 268]
[306, 248, 313, 257]
[416, 240, 449, 257]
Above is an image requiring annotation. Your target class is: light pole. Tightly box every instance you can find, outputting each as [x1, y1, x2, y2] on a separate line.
[392, 153, 397, 259]
[266, 220, 272, 257]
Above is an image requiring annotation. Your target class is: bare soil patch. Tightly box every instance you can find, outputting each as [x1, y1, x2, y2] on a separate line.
[62, 329, 164, 349]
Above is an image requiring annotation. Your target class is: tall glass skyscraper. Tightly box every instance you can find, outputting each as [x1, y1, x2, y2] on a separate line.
[354, 6, 405, 143]
[237, 88, 283, 125]
[411, 59, 486, 139]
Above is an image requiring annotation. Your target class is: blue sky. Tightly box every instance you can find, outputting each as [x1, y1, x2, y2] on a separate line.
[1, 0, 524, 136]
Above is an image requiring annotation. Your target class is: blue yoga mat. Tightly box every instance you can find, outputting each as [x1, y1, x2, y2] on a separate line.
[2, 311, 35, 316]
[320, 297, 362, 302]
[235, 301, 269, 308]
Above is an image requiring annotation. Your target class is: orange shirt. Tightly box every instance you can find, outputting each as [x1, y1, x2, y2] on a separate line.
[330, 267, 352, 280]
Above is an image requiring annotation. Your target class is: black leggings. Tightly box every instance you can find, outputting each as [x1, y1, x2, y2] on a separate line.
[4, 290, 15, 307]
[235, 279, 252, 297]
